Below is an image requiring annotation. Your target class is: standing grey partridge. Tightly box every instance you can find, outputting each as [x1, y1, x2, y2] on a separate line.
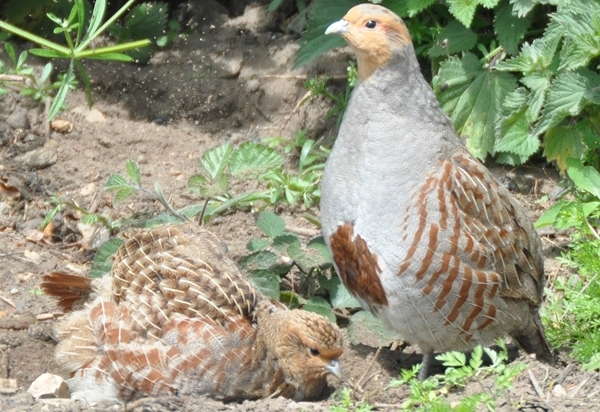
[319, 4, 552, 379]
[42, 224, 342, 403]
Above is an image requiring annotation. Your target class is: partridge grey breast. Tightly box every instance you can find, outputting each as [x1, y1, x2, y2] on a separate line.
[42, 224, 343, 402]
[319, 3, 552, 379]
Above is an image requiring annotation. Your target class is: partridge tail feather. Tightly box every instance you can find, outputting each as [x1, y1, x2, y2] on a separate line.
[511, 307, 553, 364]
[40, 271, 94, 311]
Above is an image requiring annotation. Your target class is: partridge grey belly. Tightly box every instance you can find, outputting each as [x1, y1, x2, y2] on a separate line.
[42, 224, 343, 402]
[319, 3, 551, 378]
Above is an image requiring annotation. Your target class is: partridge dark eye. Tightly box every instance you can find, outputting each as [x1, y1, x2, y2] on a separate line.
[309, 348, 320, 356]
[365, 20, 377, 29]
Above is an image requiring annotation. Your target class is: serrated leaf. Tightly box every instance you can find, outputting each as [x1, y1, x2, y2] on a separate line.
[200, 143, 233, 179]
[509, 0, 537, 18]
[534, 70, 600, 136]
[437, 53, 517, 158]
[294, 0, 361, 67]
[104, 173, 129, 191]
[125, 159, 141, 185]
[566, 158, 600, 198]
[495, 113, 539, 159]
[248, 269, 280, 300]
[239, 250, 279, 271]
[543, 123, 587, 172]
[187, 174, 208, 188]
[448, 0, 479, 28]
[327, 276, 361, 309]
[435, 53, 482, 115]
[256, 211, 285, 238]
[404, 0, 436, 17]
[303, 296, 335, 322]
[494, 0, 530, 55]
[428, 19, 478, 58]
[89, 238, 124, 278]
[229, 142, 284, 179]
[347, 311, 403, 347]
[247, 238, 270, 252]
[272, 233, 302, 254]
[496, 36, 560, 74]
[114, 187, 137, 203]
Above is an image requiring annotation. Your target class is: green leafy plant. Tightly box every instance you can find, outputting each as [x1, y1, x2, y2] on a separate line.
[297, 0, 600, 168]
[0, 0, 151, 120]
[390, 342, 527, 411]
[536, 158, 600, 364]
[331, 387, 374, 412]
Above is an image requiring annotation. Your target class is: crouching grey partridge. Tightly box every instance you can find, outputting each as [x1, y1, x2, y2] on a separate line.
[42, 224, 342, 403]
[320, 4, 552, 379]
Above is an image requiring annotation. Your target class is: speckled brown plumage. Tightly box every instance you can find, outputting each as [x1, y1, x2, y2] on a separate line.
[320, 4, 552, 379]
[42, 224, 342, 403]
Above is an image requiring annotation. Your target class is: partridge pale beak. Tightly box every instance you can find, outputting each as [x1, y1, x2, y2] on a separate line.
[325, 19, 349, 35]
[325, 359, 342, 379]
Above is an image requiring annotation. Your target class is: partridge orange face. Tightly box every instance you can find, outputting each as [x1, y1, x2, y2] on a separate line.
[325, 4, 412, 80]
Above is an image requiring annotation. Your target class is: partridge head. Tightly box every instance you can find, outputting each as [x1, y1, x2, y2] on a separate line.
[320, 4, 552, 379]
[42, 224, 342, 402]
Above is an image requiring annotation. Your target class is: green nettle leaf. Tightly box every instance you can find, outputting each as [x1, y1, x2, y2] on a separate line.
[496, 36, 560, 74]
[566, 158, 600, 198]
[494, 0, 530, 55]
[248, 269, 281, 300]
[543, 123, 587, 172]
[347, 311, 403, 347]
[448, 0, 479, 28]
[229, 142, 284, 178]
[434, 53, 482, 115]
[89, 238, 125, 278]
[247, 238, 270, 252]
[303, 296, 335, 322]
[479, 0, 500, 7]
[547, 0, 600, 71]
[294, 0, 361, 67]
[509, 0, 537, 18]
[256, 211, 286, 238]
[534, 70, 600, 136]
[125, 158, 141, 185]
[428, 19, 478, 57]
[438, 53, 517, 158]
[200, 143, 233, 179]
[404, 0, 436, 17]
[327, 276, 361, 309]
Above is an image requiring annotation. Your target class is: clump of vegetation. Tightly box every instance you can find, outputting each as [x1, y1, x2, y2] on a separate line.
[536, 159, 600, 368]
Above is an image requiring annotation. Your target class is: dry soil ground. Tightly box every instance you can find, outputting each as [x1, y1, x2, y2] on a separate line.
[1, 1, 599, 411]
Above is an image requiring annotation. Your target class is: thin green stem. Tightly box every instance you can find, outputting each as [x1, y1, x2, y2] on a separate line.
[0, 20, 71, 55]
[77, 0, 138, 51]
[75, 40, 150, 58]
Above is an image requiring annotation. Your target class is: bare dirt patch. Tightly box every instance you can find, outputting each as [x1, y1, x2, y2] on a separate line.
[1, 2, 598, 411]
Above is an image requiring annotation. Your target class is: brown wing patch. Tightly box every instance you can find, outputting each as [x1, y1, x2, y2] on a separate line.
[329, 223, 387, 306]
[40, 271, 94, 311]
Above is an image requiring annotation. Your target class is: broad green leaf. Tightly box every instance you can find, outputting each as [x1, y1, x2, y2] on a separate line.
[494, 0, 530, 55]
[247, 238, 270, 252]
[347, 311, 403, 347]
[200, 143, 233, 179]
[535, 201, 565, 228]
[89, 237, 124, 278]
[566, 158, 600, 198]
[404, 0, 436, 17]
[294, 0, 361, 67]
[272, 233, 302, 254]
[306, 236, 333, 265]
[544, 123, 587, 172]
[229, 142, 284, 178]
[534, 70, 600, 136]
[327, 276, 361, 309]
[239, 250, 279, 271]
[248, 270, 281, 300]
[495, 112, 539, 159]
[448, 0, 479, 28]
[428, 19, 478, 58]
[496, 36, 560, 74]
[256, 211, 286, 238]
[438, 53, 517, 158]
[303, 296, 335, 322]
[125, 158, 141, 185]
[434, 53, 482, 115]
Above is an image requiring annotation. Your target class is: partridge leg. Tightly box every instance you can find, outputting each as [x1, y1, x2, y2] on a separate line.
[417, 350, 434, 381]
